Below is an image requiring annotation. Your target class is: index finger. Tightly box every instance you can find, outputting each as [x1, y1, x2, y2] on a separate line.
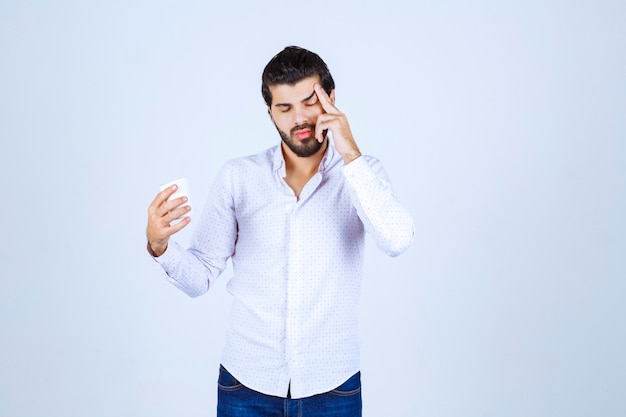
[151, 184, 178, 209]
[314, 84, 338, 113]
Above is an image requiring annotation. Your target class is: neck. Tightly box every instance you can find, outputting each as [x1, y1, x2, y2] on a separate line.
[281, 140, 328, 176]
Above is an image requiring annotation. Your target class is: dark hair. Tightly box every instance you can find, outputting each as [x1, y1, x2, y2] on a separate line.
[261, 46, 335, 106]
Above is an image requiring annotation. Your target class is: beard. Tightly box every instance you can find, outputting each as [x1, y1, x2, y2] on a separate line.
[275, 122, 326, 158]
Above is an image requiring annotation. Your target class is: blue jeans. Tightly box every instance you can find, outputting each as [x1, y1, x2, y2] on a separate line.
[217, 365, 362, 417]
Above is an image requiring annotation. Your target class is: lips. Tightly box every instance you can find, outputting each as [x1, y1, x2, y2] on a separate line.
[294, 129, 312, 140]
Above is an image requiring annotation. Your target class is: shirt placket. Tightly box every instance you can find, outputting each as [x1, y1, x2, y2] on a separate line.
[281, 167, 324, 396]
[285, 201, 302, 379]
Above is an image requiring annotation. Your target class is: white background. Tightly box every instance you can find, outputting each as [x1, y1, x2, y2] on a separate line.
[1, 1, 624, 416]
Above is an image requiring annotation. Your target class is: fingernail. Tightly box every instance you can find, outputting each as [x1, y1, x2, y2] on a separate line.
[171, 185, 177, 190]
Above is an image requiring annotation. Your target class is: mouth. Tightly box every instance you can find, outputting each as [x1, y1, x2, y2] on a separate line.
[294, 129, 312, 140]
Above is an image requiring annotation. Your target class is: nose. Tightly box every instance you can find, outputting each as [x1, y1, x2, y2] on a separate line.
[293, 105, 309, 126]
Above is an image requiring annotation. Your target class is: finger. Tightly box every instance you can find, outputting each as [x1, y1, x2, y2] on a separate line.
[164, 204, 191, 224]
[161, 196, 189, 215]
[158, 216, 191, 240]
[168, 216, 191, 234]
[150, 184, 179, 211]
[314, 84, 338, 114]
[315, 114, 334, 142]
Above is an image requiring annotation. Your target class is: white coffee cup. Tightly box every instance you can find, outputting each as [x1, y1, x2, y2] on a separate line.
[159, 177, 191, 222]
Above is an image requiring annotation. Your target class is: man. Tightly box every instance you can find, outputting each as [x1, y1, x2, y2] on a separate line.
[147, 46, 414, 417]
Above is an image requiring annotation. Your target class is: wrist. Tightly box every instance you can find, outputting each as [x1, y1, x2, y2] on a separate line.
[147, 241, 167, 257]
[342, 150, 362, 165]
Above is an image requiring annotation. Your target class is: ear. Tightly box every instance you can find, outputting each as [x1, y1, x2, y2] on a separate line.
[329, 89, 335, 105]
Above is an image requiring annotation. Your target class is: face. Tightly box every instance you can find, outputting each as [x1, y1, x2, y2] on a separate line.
[268, 75, 334, 158]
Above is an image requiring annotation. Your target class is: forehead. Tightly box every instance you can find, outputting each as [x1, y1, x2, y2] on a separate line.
[269, 75, 320, 106]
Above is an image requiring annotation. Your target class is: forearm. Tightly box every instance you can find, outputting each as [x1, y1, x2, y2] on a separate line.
[150, 241, 221, 297]
[343, 156, 414, 256]
[150, 162, 237, 296]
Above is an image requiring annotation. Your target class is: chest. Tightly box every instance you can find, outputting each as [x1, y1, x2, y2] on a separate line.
[232, 169, 359, 247]
[283, 171, 314, 199]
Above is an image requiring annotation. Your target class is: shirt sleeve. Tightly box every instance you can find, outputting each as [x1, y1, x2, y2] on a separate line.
[150, 163, 238, 297]
[342, 156, 414, 257]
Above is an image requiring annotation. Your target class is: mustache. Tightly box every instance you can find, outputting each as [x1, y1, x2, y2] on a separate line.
[290, 124, 315, 136]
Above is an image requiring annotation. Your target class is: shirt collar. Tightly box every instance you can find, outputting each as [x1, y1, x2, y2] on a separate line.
[272, 142, 337, 176]
[272, 144, 286, 176]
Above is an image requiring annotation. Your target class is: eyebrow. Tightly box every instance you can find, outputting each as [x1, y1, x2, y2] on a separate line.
[301, 90, 316, 102]
[274, 90, 317, 108]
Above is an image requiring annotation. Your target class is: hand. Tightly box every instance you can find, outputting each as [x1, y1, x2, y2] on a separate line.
[146, 185, 191, 257]
[314, 84, 362, 164]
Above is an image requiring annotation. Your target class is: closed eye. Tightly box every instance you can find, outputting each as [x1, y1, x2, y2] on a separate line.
[302, 90, 318, 106]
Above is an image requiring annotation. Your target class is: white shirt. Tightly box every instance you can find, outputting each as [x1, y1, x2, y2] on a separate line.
[153, 143, 414, 399]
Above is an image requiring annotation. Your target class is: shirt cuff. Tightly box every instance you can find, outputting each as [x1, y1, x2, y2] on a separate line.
[342, 155, 366, 178]
[149, 241, 181, 267]
[342, 156, 390, 191]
